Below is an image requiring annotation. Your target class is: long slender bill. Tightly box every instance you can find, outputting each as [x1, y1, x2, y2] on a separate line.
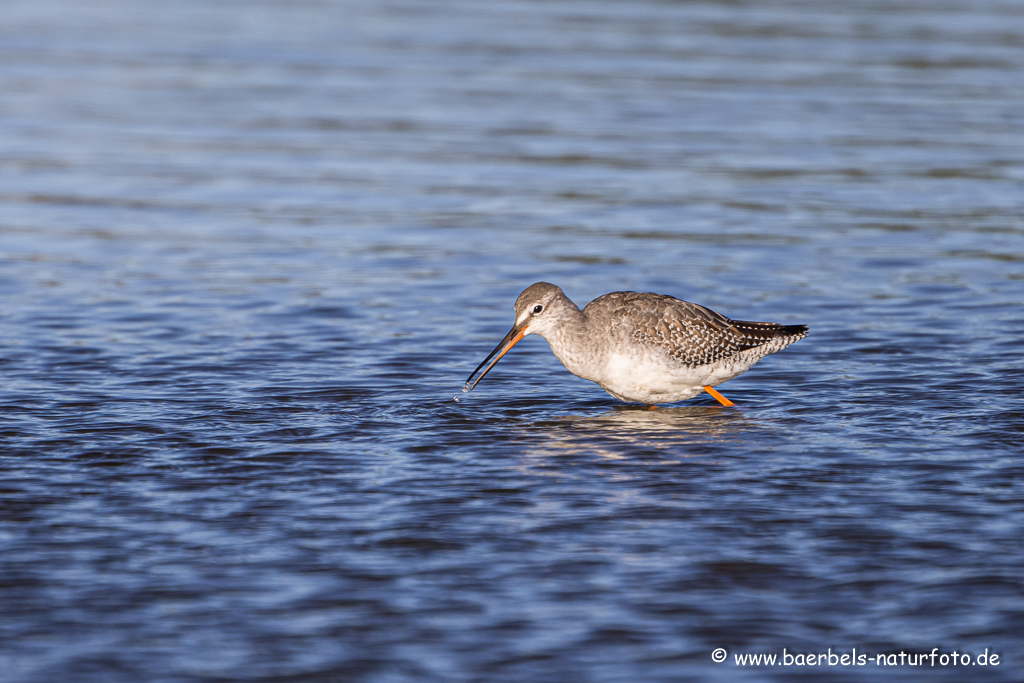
[464, 325, 529, 392]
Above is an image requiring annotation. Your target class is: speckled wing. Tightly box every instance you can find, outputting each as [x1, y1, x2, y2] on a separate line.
[590, 291, 807, 368]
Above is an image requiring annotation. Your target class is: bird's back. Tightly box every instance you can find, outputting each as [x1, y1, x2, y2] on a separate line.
[583, 291, 807, 368]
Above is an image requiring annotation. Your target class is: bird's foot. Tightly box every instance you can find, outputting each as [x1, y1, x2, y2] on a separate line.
[703, 385, 735, 407]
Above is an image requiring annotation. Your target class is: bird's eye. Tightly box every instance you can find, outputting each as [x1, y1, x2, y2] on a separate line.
[532, 304, 543, 314]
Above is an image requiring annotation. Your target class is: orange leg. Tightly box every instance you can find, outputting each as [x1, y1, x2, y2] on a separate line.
[646, 404, 658, 411]
[703, 385, 735, 407]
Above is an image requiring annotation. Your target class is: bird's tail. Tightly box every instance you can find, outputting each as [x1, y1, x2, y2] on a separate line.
[733, 320, 807, 338]
[730, 321, 808, 353]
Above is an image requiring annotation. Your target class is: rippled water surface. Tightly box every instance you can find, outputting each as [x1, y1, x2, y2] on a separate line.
[2, 0, 1024, 680]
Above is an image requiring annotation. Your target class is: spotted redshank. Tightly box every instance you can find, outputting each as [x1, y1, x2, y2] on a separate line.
[464, 282, 807, 407]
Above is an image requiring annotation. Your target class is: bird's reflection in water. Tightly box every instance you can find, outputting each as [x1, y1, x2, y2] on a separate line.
[522, 404, 765, 462]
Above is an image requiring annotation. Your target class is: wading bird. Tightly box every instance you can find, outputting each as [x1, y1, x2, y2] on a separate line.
[464, 282, 807, 408]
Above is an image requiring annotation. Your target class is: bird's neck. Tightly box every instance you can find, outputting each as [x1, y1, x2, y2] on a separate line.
[542, 305, 600, 381]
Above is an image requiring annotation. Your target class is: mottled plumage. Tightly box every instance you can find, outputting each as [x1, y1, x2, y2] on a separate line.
[465, 282, 807, 406]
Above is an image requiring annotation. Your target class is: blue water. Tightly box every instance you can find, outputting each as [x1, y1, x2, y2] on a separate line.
[2, 0, 1023, 680]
